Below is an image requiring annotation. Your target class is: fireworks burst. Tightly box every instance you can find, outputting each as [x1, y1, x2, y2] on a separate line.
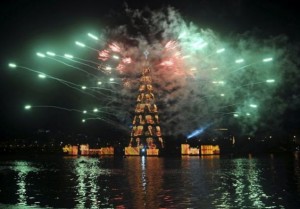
[9, 6, 299, 138]
[94, 7, 291, 137]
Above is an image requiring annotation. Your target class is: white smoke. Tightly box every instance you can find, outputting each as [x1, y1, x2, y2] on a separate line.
[101, 6, 299, 137]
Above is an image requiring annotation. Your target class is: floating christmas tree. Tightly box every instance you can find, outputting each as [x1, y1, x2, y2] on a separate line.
[128, 51, 164, 152]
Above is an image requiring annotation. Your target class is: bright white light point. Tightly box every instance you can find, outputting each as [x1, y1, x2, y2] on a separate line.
[220, 94, 225, 97]
[250, 104, 257, 108]
[193, 40, 207, 49]
[81, 86, 87, 90]
[212, 81, 225, 85]
[246, 113, 251, 116]
[83, 110, 87, 114]
[93, 108, 98, 112]
[197, 42, 207, 49]
[263, 57, 273, 62]
[182, 55, 191, 59]
[201, 42, 208, 47]
[190, 67, 197, 71]
[36, 52, 45, 58]
[64, 54, 73, 59]
[97, 81, 102, 85]
[234, 114, 239, 117]
[195, 39, 203, 45]
[38, 74, 46, 78]
[25, 105, 31, 110]
[8, 63, 17, 68]
[106, 66, 112, 70]
[75, 41, 85, 47]
[216, 48, 225, 53]
[178, 31, 186, 39]
[109, 78, 114, 82]
[112, 55, 119, 60]
[82, 119, 86, 123]
[266, 79, 275, 83]
[235, 59, 244, 63]
[46, 52, 56, 56]
[87, 33, 99, 40]
[212, 67, 218, 70]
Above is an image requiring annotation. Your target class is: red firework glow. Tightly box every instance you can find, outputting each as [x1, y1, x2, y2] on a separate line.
[160, 60, 174, 66]
[97, 39, 194, 89]
[122, 57, 132, 64]
[109, 42, 121, 52]
[98, 49, 110, 61]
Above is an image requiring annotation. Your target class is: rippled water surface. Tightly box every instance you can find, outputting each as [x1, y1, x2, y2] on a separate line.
[0, 154, 299, 208]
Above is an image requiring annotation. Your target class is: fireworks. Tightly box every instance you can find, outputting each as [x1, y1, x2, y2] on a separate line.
[8, 6, 297, 138]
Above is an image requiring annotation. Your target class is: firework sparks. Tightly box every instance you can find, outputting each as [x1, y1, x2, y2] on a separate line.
[9, 6, 297, 138]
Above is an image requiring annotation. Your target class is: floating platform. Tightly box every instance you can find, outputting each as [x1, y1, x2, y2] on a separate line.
[181, 144, 220, 155]
[125, 147, 159, 156]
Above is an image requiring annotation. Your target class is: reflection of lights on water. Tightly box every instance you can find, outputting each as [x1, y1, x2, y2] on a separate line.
[17, 172, 26, 205]
[125, 157, 163, 208]
[12, 161, 38, 206]
[247, 160, 275, 208]
[141, 156, 147, 193]
[74, 157, 112, 208]
[214, 159, 279, 208]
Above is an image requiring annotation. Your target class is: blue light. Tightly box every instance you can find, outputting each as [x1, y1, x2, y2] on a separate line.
[142, 148, 145, 152]
[187, 128, 204, 139]
[187, 124, 211, 139]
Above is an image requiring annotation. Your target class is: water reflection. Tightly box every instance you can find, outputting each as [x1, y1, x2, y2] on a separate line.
[213, 157, 280, 208]
[234, 159, 267, 208]
[11, 161, 38, 206]
[124, 156, 163, 208]
[179, 155, 222, 208]
[73, 156, 112, 209]
[294, 152, 300, 194]
[0, 154, 299, 208]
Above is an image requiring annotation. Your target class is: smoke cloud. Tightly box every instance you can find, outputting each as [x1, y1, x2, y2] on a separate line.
[97, 5, 300, 138]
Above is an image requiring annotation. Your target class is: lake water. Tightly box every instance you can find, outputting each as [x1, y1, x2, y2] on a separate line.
[0, 153, 299, 208]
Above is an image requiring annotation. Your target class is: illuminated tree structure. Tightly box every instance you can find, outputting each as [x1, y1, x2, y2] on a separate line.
[129, 65, 164, 154]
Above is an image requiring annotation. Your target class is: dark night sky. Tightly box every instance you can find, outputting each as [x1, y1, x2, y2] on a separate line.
[0, 0, 299, 140]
